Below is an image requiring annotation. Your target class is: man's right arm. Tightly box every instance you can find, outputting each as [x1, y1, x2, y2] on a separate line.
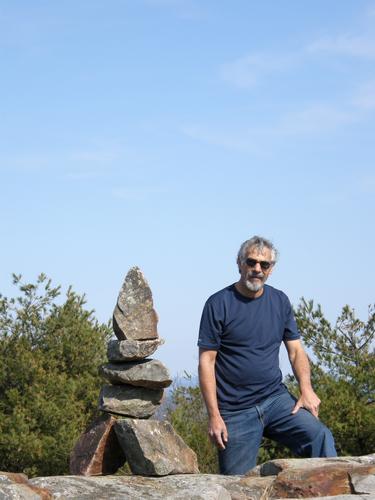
[198, 348, 228, 449]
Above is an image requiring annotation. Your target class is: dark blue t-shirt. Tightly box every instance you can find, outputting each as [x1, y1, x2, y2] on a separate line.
[198, 284, 300, 410]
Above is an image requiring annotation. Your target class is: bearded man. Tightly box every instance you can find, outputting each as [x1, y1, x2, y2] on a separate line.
[198, 235, 337, 474]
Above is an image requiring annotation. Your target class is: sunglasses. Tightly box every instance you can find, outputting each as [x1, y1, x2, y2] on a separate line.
[245, 258, 272, 271]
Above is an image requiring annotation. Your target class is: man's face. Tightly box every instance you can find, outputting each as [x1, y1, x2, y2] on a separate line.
[238, 246, 274, 293]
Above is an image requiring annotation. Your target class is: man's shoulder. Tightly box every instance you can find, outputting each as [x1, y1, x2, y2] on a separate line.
[205, 284, 236, 306]
[265, 284, 291, 304]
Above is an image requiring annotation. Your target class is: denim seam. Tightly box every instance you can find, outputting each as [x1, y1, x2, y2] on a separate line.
[255, 405, 265, 428]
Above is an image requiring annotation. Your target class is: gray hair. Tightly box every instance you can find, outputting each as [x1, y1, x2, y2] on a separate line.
[237, 236, 279, 266]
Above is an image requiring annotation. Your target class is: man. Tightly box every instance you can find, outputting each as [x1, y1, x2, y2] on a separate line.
[198, 236, 336, 475]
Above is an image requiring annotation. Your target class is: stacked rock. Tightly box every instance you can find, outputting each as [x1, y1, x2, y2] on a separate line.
[70, 267, 198, 477]
[98, 266, 172, 418]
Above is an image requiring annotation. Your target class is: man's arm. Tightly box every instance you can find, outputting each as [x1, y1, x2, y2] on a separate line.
[198, 348, 228, 449]
[284, 339, 321, 418]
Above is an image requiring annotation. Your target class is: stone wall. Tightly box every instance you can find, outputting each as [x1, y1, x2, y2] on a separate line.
[1, 455, 374, 499]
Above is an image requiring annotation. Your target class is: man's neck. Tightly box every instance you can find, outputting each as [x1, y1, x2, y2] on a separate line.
[235, 281, 265, 299]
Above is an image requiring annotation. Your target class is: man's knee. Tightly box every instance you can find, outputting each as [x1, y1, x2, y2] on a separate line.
[300, 423, 337, 458]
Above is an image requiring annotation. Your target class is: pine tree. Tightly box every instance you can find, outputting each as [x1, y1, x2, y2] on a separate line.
[0, 274, 111, 476]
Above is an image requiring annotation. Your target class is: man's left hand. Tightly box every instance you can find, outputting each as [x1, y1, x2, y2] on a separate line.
[291, 390, 321, 418]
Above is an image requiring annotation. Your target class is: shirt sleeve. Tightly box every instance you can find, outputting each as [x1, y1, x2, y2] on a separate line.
[283, 297, 300, 341]
[197, 299, 223, 350]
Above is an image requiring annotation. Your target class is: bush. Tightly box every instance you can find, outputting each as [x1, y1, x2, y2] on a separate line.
[0, 274, 111, 476]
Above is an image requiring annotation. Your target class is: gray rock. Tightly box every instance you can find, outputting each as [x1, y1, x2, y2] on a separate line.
[100, 360, 172, 389]
[107, 338, 164, 362]
[114, 419, 199, 476]
[30, 474, 274, 500]
[98, 384, 163, 418]
[113, 267, 158, 341]
[172, 484, 231, 499]
[350, 471, 375, 494]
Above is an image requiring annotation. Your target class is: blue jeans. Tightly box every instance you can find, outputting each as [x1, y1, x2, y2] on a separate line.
[218, 390, 337, 475]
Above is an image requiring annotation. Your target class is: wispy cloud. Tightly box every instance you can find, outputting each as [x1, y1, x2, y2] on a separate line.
[112, 186, 168, 202]
[220, 52, 298, 89]
[0, 146, 123, 176]
[357, 174, 375, 194]
[182, 87, 368, 152]
[65, 171, 104, 180]
[353, 80, 375, 109]
[307, 34, 375, 59]
[276, 104, 358, 135]
[142, 0, 204, 19]
[0, 153, 52, 172]
[182, 124, 261, 153]
[221, 3, 375, 90]
[366, 2, 375, 18]
[70, 150, 120, 163]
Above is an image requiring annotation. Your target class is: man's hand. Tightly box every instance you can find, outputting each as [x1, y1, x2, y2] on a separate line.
[285, 339, 321, 418]
[199, 349, 229, 449]
[208, 414, 228, 450]
[291, 389, 321, 418]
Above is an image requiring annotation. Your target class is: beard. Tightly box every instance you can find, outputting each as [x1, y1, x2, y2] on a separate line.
[244, 273, 265, 292]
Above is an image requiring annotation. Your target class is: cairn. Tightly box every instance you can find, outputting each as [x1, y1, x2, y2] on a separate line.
[70, 267, 198, 476]
[98, 266, 171, 418]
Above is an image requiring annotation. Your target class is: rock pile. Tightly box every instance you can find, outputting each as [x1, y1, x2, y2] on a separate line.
[98, 266, 171, 419]
[70, 267, 198, 477]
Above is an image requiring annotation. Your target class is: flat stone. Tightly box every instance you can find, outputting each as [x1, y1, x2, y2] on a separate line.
[107, 338, 164, 362]
[114, 419, 199, 476]
[350, 468, 375, 494]
[100, 360, 172, 389]
[98, 384, 163, 418]
[271, 464, 350, 497]
[69, 414, 126, 476]
[271, 463, 375, 498]
[30, 474, 275, 500]
[113, 267, 158, 341]
[250, 455, 375, 477]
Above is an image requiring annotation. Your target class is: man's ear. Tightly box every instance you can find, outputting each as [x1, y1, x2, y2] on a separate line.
[237, 258, 241, 274]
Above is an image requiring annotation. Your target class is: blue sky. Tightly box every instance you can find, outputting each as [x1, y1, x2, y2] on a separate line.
[1, 0, 374, 378]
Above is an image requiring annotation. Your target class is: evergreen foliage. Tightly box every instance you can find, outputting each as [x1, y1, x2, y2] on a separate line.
[0, 274, 111, 476]
[290, 299, 375, 456]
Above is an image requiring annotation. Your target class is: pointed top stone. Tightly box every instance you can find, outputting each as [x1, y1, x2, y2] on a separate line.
[113, 267, 159, 341]
[117, 267, 151, 313]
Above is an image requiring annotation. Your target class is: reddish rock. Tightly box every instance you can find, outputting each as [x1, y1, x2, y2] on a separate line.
[0, 471, 29, 484]
[272, 465, 350, 498]
[271, 463, 375, 498]
[69, 414, 126, 476]
[0, 472, 53, 499]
